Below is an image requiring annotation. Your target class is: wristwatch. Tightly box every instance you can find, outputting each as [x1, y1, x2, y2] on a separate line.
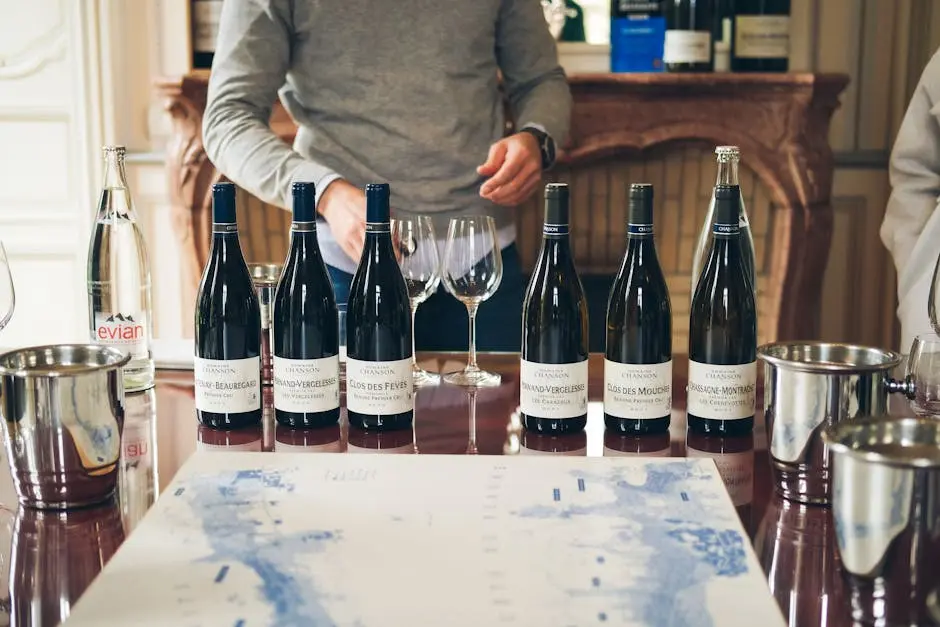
[520, 126, 557, 170]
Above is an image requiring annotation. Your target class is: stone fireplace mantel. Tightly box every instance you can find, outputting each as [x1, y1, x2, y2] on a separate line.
[156, 71, 848, 344]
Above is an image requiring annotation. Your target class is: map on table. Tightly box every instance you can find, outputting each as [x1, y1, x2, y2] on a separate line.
[65, 453, 785, 627]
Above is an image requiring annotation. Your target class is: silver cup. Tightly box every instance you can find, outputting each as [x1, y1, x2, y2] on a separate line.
[249, 263, 282, 386]
[823, 416, 940, 626]
[0, 344, 130, 509]
[757, 342, 907, 505]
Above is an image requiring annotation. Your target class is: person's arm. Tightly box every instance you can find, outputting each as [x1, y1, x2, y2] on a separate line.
[477, 0, 573, 206]
[881, 49, 940, 352]
[203, 0, 341, 211]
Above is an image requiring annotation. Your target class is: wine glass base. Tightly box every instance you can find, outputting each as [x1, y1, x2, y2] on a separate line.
[443, 369, 501, 388]
[413, 368, 441, 387]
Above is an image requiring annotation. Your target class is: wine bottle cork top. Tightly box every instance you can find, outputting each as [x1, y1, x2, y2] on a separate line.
[365, 183, 391, 224]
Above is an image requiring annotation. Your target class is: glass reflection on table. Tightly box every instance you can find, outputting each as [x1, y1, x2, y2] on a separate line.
[120, 389, 158, 534]
[686, 432, 755, 525]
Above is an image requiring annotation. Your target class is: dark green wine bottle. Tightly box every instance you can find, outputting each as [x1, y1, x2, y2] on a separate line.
[663, 0, 714, 72]
[687, 184, 757, 436]
[604, 184, 672, 435]
[731, 0, 790, 72]
[520, 184, 589, 434]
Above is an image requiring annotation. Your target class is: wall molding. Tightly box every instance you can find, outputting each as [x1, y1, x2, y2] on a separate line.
[0, 0, 67, 80]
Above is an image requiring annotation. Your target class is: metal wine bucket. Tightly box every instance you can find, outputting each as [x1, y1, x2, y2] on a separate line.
[757, 341, 906, 505]
[0, 344, 130, 509]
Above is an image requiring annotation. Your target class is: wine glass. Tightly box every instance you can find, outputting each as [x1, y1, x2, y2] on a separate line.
[441, 216, 502, 387]
[466, 388, 479, 455]
[391, 216, 442, 387]
[0, 242, 15, 332]
[906, 333, 940, 415]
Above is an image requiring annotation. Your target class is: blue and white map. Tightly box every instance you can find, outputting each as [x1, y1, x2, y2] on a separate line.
[65, 453, 785, 627]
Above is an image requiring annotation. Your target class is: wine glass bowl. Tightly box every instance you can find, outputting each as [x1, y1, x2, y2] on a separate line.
[441, 216, 503, 388]
[906, 333, 940, 416]
[0, 241, 16, 333]
[391, 215, 442, 387]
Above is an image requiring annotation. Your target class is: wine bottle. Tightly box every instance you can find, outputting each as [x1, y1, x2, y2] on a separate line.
[346, 183, 414, 431]
[604, 184, 672, 435]
[690, 146, 757, 298]
[610, 0, 666, 73]
[663, 0, 714, 72]
[87, 145, 155, 393]
[732, 0, 790, 72]
[272, 182, 340, 429]
[520, 183, 589, 434]
[191, 0, 222, 69]
[194, 183, 262, 429]
[688, 184, 757, 436]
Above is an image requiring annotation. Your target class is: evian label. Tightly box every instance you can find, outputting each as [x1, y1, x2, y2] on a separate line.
[273, 355, 340, 414]
[604, 359, 672, 420]
[93, 311, 147, 359]
[346, 357, 413, 415]
[687, 361, 756, 420]
[520, 359, 588, 420]
[193, 356, 261, 414]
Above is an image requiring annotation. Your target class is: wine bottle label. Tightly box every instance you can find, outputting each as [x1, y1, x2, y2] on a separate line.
[212, 223, 238, 234]
[272, 355, 340, 413]
[193, 356, 261, 414]
[713, 222, 740, 236]
[520, 359, 589, 419]
[663, 30, 711, 64]
[192, 0, 223, 53]
[686, 448, 754, 507]
[365, 222, 391, 233]
[346, 357, 413, 415]
[687, 361, 756, 420]
[734, 16, 790, 59]
[603, 359, 672, 419]
[627, 224, 653, 236]
[290, 221, 316, 232]
[92, 311, 148, 360]
[543, 224, 570, 236]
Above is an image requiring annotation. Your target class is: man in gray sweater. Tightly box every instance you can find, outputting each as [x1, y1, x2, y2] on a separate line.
[203, 0, 572, 351]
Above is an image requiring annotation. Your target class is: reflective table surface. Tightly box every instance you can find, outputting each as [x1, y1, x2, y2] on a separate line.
[0, 353, 918, 626]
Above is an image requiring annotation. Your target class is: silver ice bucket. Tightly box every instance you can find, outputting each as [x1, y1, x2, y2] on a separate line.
[823, 416, 940, 626]
[0, 344, 130, 509]
[757, 341, 905, 504]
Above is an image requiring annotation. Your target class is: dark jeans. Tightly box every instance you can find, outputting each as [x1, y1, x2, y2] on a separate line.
[327, 244, 525, 352]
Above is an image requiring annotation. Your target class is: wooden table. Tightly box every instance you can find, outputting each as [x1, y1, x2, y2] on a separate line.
[1, 353, 855, 626]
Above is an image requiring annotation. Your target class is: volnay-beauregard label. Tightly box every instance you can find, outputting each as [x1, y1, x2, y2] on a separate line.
[346, 357, 413, 415]
[687, 361, 756, 420]
[93, 311, 148, 359]
[193, 356, 261, 414]
[604, 359, 672, 419]
[273, 355, 340, 413]
[520, 359, 589, 419]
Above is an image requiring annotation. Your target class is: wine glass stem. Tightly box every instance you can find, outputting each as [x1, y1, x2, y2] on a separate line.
[467, 303, 479, 371]
[410, 301, 418, 368]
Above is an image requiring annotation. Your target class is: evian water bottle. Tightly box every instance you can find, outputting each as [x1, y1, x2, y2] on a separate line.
[87, 146, 155, 392]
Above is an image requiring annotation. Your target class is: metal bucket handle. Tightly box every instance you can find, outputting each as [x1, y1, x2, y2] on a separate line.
[885, 376, 916, 399]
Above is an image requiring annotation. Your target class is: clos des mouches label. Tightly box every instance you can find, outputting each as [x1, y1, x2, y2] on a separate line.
[603, 359, 672, 420]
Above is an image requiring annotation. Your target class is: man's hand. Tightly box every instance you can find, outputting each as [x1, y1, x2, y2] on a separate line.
[319, 179, 366, 263]
[477, 132, 542, 206]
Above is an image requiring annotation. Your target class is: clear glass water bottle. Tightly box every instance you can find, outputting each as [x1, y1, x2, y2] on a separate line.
[691, 146, 758, 298]
[87, 146, 155, 392]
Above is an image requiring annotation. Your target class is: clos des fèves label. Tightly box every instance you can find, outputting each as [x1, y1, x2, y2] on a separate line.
[345, 357, 413, 415]
[193, 356, 261, 414]
[603, 359, 672, 420]
[520, 359, 589, 419]
[272, 355, 340, 413]
[687, 361, 757, 420]
[93, 311, 147, 359]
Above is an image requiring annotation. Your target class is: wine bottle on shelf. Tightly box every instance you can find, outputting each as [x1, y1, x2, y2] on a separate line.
[663, 0, 714, 72]
[346, 183, 414, 431]
[194, 183, 262, 429]
[688, 184, 757, 436]
[732, 0, 791, 72]
[271, 182, 340, 429]
[604, 184, 672, 435]
[520, 183, 589, 434]
[712, 0, 733, 71]
[691, 146, 757, 298]
[191, 0, 223, 70]
[87, 145, 155, 393]
[610, 0, 666, 73]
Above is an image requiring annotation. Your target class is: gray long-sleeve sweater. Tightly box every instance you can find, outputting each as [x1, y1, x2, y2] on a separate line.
[203, 0, 573, 273]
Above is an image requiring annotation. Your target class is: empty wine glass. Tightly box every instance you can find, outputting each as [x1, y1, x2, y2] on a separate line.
[0, 242, 15, 332]
[391, 216, 441, 387]
[441, 216, 502, 387]
[906, 333, 940, 415]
